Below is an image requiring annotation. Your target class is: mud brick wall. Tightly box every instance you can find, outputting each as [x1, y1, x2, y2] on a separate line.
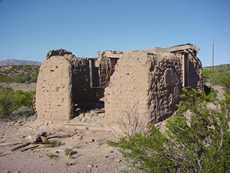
[35, 45, 202, 125]
[104, 51, 182, 133]
[36, 55, 73, 121]
[104, 52, 152, 132]
[187, 54, 203, 89]
[147, 54, 182, 123]
[98, 52, 121, 88]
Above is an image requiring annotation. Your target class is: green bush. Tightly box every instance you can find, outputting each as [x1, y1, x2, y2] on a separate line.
[14, 74, 31, 83]
[0, 88, 16, 117]
[203, 67, 230, 91]
[0, 65, 39, 83]
[0, 74, 13, 83]
[111, 89, 230, 173]
[0, 87, 34, 118]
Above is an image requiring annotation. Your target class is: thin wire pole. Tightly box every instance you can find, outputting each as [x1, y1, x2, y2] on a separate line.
[212, 41, 215, 71]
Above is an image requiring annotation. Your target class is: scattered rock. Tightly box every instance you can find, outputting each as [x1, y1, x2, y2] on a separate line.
[87, 164, 93, 168]
[117, 159, 122, 163]
[35, 131, 48, 143]
[66, 162, 76, 166]
[64, 148, 78, 159]
[46, 153, 59, 159]
[79, 136, 83, 140]
[46, 49, 72, 59]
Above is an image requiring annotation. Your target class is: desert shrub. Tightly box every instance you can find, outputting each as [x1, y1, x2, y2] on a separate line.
[30, 71, 38, 82]
[13, 90, 34, 107]
[0, 65, 39, 83]
[14, 74, 32, 83]
[111, 89, 230, 173]
[0, 87, 35, 118]
[0, 88, 16, 117]
[0, 74, 13, 83]
[203, 67, 230, 91]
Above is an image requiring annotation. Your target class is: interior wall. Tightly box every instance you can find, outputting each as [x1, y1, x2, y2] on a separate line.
[187, 54, 202, 88]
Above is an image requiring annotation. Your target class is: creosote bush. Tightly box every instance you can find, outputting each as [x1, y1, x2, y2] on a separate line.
[0, 65, 39, 83]
[110, 89, 230, 173]
[203, 65, 230, 89]
[0, 87, 35, 118]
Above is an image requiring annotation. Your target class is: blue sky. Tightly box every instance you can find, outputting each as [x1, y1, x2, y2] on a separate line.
[0, 0, 229, 66]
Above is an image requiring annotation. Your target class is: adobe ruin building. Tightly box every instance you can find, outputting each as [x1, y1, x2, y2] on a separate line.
[35, 44, 203, 130]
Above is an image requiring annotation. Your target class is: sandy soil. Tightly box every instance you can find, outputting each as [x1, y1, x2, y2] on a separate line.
[0, 114, 133, 173]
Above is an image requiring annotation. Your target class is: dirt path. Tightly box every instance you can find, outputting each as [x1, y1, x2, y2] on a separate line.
[0, 118, 131, 173]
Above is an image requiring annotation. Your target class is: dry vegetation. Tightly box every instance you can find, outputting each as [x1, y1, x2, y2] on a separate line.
[110, 64, 230, 173]
[0, 64, 229, 173]
[0, 65, 39, 83]
[0, 65, 38, 119]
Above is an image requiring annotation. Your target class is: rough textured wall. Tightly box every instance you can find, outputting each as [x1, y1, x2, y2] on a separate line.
[187, 55, 203, 89]
[104, 51, 182, 134]
[104, 52, 150, 133]
[36, 55, 72, 121]
[147, 54, 182, 123]
[35, 45, 202, 125]
[97, 51, 122, 88]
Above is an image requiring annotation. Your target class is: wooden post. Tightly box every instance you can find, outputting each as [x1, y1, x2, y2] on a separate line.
[182, 53, 189, 87]
[212, 41, 215, 71]
[89, 59, 93, 88]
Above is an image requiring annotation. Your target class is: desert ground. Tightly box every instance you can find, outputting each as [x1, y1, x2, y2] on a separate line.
[0, 65, 131, 173]
[0, 112, 133, 173]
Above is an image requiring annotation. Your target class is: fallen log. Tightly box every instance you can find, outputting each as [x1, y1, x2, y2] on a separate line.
[47, 133, 75, 139]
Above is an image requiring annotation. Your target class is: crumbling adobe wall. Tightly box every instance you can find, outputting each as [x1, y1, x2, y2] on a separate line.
[97, 51, 123, 88]
[36, 45, 202, 126]
[104, 51, 182, 133]
[187, 54, 203, 89]
[36, 54, 73, 121]
[36, 49, 99, 121]
[147, 54, 182, 122]
[104, 52, 150, 133]
[168, 44, 203, 90]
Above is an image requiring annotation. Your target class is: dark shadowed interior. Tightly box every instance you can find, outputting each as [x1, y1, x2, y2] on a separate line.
[71, 58, 104, 117]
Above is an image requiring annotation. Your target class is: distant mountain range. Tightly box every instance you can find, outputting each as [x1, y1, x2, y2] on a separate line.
[0, 59, 41, 66]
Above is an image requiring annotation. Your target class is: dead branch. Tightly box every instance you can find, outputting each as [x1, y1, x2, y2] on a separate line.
[0, 142, 21, 147]
[0, 152, 11, 157]
[11, 142, 31, 151]
[20, 144, 39, 152]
